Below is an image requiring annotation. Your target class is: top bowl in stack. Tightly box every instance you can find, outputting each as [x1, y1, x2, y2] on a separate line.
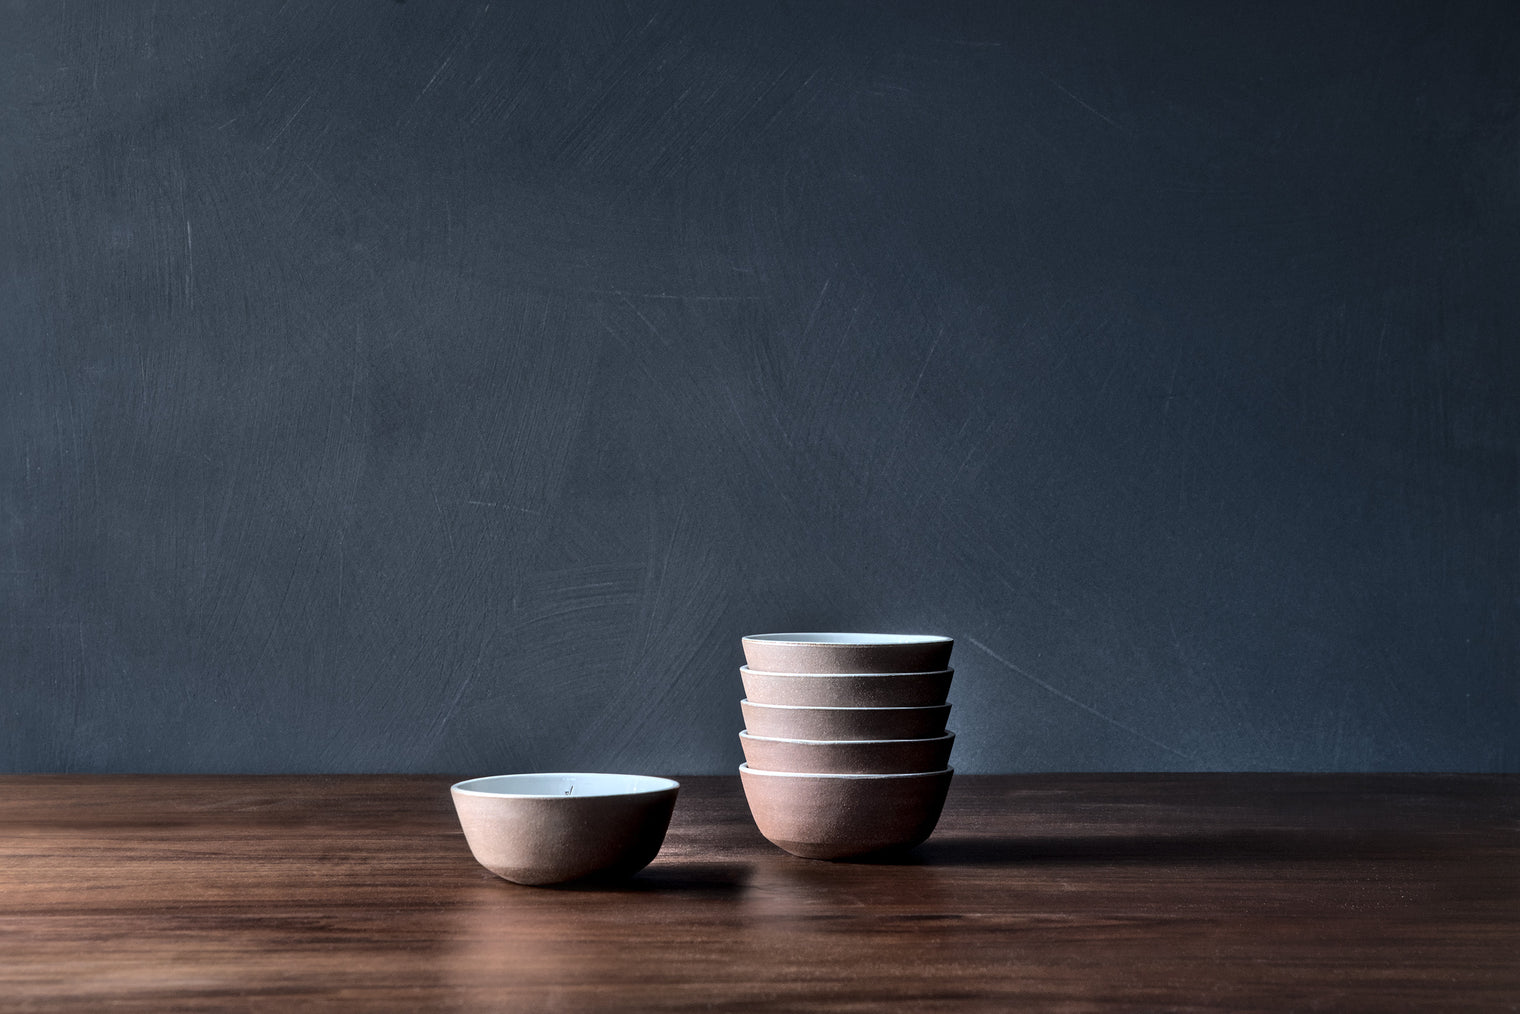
[741, 632, 953, 674]
[737, 632, 956, 860]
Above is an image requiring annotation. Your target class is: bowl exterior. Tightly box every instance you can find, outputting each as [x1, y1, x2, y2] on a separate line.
[739, 732, 955, 774]
[741, 700, 951, 741]
[451, 786, 678, 886]
[741, 668, 953, 708]
[742, 638, 953, 675]
[739, 766, 953, 860]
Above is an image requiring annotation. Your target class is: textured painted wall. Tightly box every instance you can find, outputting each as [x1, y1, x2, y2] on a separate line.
[3, 1, 1515, 773]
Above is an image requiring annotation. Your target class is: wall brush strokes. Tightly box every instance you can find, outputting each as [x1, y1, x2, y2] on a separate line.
[2, 1, 1515, 773]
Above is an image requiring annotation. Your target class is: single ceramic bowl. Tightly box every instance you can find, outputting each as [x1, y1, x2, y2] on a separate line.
[451, 773, 679, 886]
[739, 730, 955, 774]
[741, 633, 953, 674]
[741, 699, 951, 741]
[739, 764, 953, 860]
[741, 666, 954, 708]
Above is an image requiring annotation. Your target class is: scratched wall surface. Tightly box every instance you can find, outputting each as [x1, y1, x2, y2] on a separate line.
[2, 1, 1516, 773]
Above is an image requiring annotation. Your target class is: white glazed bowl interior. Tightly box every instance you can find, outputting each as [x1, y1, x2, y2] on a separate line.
[452, 773, 679, 798]
[743, 633, 951, 646]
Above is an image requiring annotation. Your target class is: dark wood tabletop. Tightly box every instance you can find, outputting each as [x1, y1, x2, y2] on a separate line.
[1, 774, 1515, 1011]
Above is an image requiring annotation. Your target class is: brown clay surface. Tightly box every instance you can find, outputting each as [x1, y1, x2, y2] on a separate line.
[738, 731, 955, 774]
[740, 667, 953, 707]
[452, 783, 677, 885]
[740, 765, 954, 858]
[741, 700, 951, 740]
[741, 635, 953, 674]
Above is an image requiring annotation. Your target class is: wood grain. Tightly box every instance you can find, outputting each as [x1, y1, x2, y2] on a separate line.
[1, 774, 1516, 1010]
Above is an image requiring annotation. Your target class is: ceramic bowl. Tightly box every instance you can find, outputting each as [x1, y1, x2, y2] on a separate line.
[450, 773, 679, 886]
[739, 764, 953, 860]
[741, 666, 953, 708]
[741, 700, 951, 741]
[741, 633, 953, 674]
[739, 730, 955, 774]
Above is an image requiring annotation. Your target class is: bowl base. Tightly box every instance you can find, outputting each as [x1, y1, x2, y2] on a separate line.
[764, 830, 936, 861]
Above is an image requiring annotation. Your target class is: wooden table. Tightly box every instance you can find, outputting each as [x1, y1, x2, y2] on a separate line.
[1, 775, 1515, 1010]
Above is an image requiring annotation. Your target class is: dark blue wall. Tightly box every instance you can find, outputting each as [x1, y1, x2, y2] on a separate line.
[3, 1, 1515, 772]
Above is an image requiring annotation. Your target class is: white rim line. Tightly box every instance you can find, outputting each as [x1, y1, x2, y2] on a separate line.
[738, 731, 955, 745]
[742, 633, 952, 646]
[739, 763, 954, 779]
[451, 773, 680, 799]
[741, 699, 952, 712]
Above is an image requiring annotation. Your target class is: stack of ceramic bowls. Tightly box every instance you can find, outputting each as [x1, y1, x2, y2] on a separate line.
[737, 632, 955, 860]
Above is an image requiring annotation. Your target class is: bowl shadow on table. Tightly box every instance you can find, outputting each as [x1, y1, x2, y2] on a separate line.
[537, 860, 752, 894]
[851, 829, 1425, 867]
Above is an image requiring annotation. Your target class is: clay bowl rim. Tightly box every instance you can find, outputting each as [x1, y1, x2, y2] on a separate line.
[738, 730, 956, 747]
[741, 664, 954, 679]
[451, 773, 680, 799]
[742, 632, 952, 648]
[741, 699, 953, 714]
[738, 762, 955, 780]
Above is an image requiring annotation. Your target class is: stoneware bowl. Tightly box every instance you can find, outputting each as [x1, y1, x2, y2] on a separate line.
[741, 666, 954, 708]
[739, 730, 956, 774]
[739, 764, 954, 860]
[741, 700, 952, 741]
[450, 773, 679, 886]
[742, 633, 954, 674]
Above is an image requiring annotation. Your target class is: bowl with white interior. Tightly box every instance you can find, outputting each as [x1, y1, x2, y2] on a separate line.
[741, 633, 953, 674]
[450, 773, 679, 886]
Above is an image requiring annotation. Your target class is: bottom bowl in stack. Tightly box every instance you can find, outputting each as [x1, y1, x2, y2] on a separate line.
[738, 766, 954, 860]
